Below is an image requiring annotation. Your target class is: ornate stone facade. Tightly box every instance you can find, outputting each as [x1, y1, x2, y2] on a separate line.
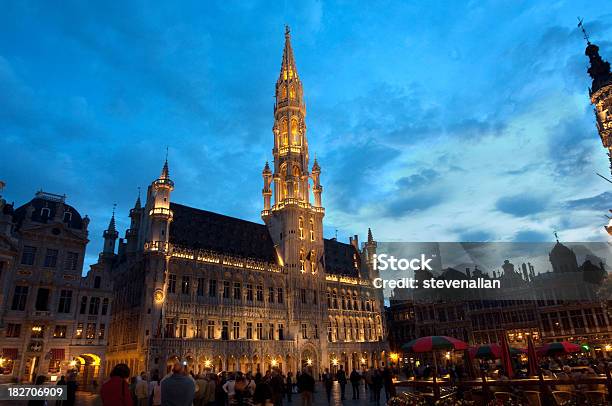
[103, 27, 388, 377]
[583, 36, 612, 236]
[0, 188, 113, 388]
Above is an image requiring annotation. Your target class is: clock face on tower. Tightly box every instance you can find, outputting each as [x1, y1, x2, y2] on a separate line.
[154, 288, 164, 303]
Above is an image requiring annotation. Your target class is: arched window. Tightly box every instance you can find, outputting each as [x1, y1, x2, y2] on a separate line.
[298, 217, 304, 240]
[290, 119, 299, 145]
[299, 249, 305, 273]
[289, 85, 296, 99]
[280, 119, 288, 146]
[280, 85, 287, 99]
[332, 290, 338, 309]
[309, 219, 315, 241]
[310, 249, 316, 273]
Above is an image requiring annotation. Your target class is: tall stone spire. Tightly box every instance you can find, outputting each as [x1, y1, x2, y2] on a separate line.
[263, 27, 324, 278]
[280, 25, 298, 81]
[102, 204, 118, 256]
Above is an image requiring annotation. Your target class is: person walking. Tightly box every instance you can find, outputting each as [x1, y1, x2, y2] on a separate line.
[321, 369, 333, 405]
[160, 362, 196, 406]
[364, 368, 374, 401]
[149, 373, 162, 406]
[371, 370, 383, 406]
[349, 368, 361, 400]
[65, 373, 78, 406]
[100, 363, 133, 406]
[382, 367, 395, 401]
[223, 373, 237, 406]
[135, 373, 149, 406]
[336, 366, 347, 401]
[194, 374, 208, 406]
[204, 373, 217, 406]
[269, 370, 284, 406]
[285, 372, 293, 403]
[55, 375, 66, 406]
[296, 369, 314, 406]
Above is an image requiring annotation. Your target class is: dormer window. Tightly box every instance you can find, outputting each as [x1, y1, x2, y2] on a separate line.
[63, 211, 72, 222]
[41, 207, 51, 219]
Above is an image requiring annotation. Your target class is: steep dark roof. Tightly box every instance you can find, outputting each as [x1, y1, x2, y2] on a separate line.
[170, 202, 364, 275]
[324, 238, 360, 277]
[169, 203, 277, 263]
[13, 198, 84, 230]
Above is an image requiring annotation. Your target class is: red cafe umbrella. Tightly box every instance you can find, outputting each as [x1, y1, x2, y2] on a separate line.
[500, 334, 514, 379]
[537, 341, 581, 356]
[469, 344, 525, 359]
[402, 336, 468, 397]
[527, 335, 539, 377]
[402, 336, 468, 353]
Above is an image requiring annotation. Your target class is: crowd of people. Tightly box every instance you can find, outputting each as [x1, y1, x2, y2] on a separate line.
[95, 363, 398, 406]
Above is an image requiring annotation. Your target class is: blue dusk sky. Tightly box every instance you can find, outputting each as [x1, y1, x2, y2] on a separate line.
[1, 1, 611, 272]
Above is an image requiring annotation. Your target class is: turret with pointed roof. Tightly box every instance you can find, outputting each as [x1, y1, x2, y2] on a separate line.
[102, 205, 118, 256]
[581, 22, 612, 236]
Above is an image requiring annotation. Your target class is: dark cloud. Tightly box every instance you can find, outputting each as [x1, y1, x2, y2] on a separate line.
[396, 169, 440, 189]
[324, 140, 401, 213]
[546, 115, 600, 177]
[496, 194, 550, 217]
[458, 230, 495, 242]
[513, 230, 550, 242]
[564, 191, 612, 212]
[383, 193, 444, 218]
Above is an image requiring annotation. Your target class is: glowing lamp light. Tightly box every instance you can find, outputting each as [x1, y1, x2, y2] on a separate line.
[445, 352, 451, 360]
[31, 326, 42, 333]
[204, 359, 212, 368]
[605, 344, 612, 352]
[271, 359, 278, 367]
[154, 289, 165, 304]
[306, 358, 313, 366]
[69, 360, 77, 367]
[360, 358, 366, 365]
[332, 358, 339, 366]
[389, 353, 399, 362]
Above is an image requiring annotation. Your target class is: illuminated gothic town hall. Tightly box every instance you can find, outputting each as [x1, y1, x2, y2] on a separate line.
[102, 27, 388, 377]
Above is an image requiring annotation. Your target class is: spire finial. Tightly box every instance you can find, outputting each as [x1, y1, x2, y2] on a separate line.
[285, 25, 290, 38]
[160, 149, 170, 179]
[554, 230, 559, 243]
[135, 187, 142, 209]
[106, 203, 117, 234]
[577, 17, 591, 45]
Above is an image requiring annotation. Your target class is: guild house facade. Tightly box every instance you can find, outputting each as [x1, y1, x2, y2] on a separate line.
[103, 27, 388, 377]
[0, 187, 113, 387]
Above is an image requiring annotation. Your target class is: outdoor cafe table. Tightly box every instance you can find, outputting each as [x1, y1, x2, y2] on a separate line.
[395, 375, 610, 400]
